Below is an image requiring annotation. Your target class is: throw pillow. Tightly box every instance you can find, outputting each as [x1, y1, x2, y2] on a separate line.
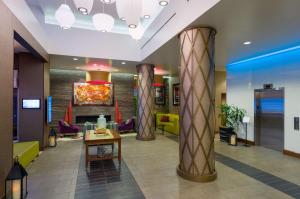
[160, 116, 169, 122]
[64, 121, 70, 127]
[125, 119, 131, 124]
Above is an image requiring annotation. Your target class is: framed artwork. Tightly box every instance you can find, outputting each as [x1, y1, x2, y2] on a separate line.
[173, 83, 180, 106]
[73, 82, 114, 106]
[154, 86, 165, 105]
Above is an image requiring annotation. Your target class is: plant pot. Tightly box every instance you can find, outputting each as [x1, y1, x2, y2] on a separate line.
[219, 127, 234, 143]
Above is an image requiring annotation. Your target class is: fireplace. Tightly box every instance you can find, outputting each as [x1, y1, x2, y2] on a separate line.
[76, 115, 111, 124]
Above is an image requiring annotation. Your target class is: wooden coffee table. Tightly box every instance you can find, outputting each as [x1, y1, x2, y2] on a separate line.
[84, 129, 121, 168]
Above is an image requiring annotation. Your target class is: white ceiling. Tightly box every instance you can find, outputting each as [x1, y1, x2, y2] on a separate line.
[145, 0, 300, 71]
[26, 0, 164, 35]
[6, 0, 300, 75]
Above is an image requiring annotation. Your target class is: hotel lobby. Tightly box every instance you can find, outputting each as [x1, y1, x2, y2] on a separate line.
[1, 0, 300, 199]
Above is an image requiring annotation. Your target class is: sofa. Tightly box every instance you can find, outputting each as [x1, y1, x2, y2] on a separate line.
[13, 141, 39, 168]
[119, 118, 135, 133]
[156, 113, 179, 135]
[58, 120, 80, 135]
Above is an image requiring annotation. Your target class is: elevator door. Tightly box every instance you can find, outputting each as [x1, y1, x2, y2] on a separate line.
[255, 89, 284, 151]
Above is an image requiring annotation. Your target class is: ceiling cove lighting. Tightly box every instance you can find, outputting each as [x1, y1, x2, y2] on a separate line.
[158, 0, 169, 6]
[73, 0, 94, 15]
[55, 4, 75, 29]
[227, 45, 300, 67]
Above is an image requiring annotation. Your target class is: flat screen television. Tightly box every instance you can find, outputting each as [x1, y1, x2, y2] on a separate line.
[22, 99, 41, 109]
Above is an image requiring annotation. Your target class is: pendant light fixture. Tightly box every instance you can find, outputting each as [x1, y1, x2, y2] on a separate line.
[142, 0, 158, 19]
[129, 23, 144, 40]
[55, 3, 75, 29]
[116, 0, 143, 28]
[93, 2, 115, 32]
[116, 0, 126, 21]
[73, 0, 94, 15]
[100, 0, 116, 4]
[158, 0, 169, 6]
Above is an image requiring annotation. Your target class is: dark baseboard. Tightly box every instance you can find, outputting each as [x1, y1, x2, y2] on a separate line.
[237, 138, 255, 146]
[283, 149, 300, 159]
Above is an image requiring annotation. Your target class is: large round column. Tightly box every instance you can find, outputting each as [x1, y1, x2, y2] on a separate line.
[177, 27, 217, 182]
[136, 64, 155, 141]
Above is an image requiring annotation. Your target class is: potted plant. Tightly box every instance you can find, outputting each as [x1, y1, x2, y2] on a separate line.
[219, 104, 246, 143]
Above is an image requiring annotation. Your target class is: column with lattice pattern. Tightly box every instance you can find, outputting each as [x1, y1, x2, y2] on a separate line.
[177, 27, 217, 182]
[136, 64, 155, 141]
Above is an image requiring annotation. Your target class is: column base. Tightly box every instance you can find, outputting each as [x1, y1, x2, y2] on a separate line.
[177, 165, 217, 182]
[136, 134, 155, 141]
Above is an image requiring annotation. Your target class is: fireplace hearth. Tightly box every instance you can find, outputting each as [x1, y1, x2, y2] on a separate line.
[76, 115, 111, 124]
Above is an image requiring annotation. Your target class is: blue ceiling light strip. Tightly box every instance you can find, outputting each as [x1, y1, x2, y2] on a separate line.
[227, 45, 300, 67]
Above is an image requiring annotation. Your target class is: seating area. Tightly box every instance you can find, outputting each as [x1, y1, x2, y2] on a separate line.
[13, 141, 39, 168]
[156, 113, 179, 135]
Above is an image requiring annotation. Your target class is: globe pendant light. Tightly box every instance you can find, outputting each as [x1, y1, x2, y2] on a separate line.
[158, 0, 169, 6]
[55, 4, 75, 29]
[93, 2, 115, 32]
[73, 0, 94, 15]
[129, 23, 144, 40]
[142, 0, 158, 19]
[116, 0, 143, 28]
[100, 0, 116, 4]
[116, 0, 126, 21]
[93, 13, 114, 32]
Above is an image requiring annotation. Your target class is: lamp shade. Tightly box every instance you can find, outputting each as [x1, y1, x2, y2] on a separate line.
[142, 0, 158, 18]
[158, 0, 169, 6]
[93, 13, 115, 32]
[129, 23, 144, 40]
[73, 0, 94, 14]
[55, 4, 75, 29]
[100, 0, 116, 4]
[116, 0, 143, 28]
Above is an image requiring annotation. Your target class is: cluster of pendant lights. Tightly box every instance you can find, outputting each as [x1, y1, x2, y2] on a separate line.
[55, 0, 170, 40]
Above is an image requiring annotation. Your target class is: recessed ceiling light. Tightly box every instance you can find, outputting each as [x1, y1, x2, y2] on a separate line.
[121, 62, 126, 65]
[159, 0, 169, 6]
[78, 7, 88, 15]
[120, 17, 126, 21]
[73, 57, 79, 61]
[243, 41, 252, 45]
[129, 24, 137, 29]
[144, 15, 150, 19]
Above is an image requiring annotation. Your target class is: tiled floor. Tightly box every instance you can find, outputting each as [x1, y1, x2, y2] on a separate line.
[74, 151, 145, 199]
[26, 133, 300, 199]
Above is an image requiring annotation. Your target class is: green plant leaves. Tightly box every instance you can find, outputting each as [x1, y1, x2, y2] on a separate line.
[219, 104, 246, 130]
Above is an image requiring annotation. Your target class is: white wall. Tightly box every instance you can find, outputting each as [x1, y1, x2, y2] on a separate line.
[227, 48, 300, 153]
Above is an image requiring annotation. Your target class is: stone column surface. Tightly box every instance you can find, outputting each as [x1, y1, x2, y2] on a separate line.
[136, 64, 155, 141]
[177, 27, 217, 182]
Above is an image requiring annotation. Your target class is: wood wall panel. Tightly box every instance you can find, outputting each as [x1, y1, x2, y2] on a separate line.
[0, 2, 13, 197]
[50, 71, 135, 125]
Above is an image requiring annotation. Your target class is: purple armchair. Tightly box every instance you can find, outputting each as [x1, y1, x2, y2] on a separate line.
[58, 120, 80, 135]
[118, 118, 135, 133]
